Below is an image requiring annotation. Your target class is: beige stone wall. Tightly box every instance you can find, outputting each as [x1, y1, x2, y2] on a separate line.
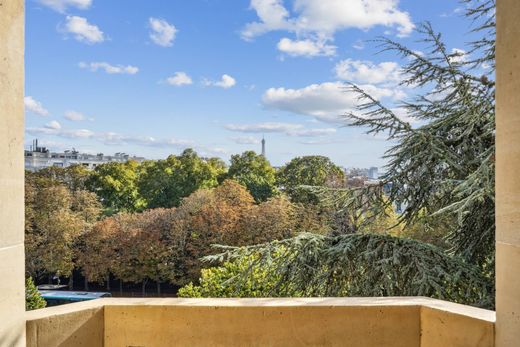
[0, 0, 25, 346]
[105, 303, 420, 347]
[26, 297, 495, 347]
[26, 301, 104, 347]
[421, 307, 494, 347]
[496, 0, 520, 346]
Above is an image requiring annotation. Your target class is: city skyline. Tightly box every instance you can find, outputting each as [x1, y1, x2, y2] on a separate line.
[25, 0, 474, 167]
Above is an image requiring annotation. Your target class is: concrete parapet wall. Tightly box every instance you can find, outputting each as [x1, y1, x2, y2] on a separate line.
[26, 297, 495, 347]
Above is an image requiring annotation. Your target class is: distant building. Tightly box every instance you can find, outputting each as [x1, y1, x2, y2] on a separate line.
[368, 167, 379, 180]
[345, 167, 369, 178]
[261, 136, 266, 157]
[24, 139, 146, 171]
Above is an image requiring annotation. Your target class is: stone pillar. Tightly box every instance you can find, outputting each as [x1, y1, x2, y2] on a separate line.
[496, 0, 520, 345]
[0, 0, 25, 346]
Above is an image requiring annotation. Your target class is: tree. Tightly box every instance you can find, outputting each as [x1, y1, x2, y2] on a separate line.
[337, 0, 495, 270]
[313, 189, 400, 235]
[277, 156, 345, 204]
[244, 195, 297, 244]
[398, 210, 455, 250]
[227, 151, 277, 202]
[182, 233, 491, 307]
[36, 165, 91, 192]
[169, 180, 310, 285]
[87, 160, 144, 213]
[26, 277, 46, 311]
[25, 175, 83, 281]
[178, 255, 276, 298]
[68, 190, 102, 289]
[77, 217, 117, 287]
[86, 209, 179, 294]
[128, 209, 177, 295]
[138, 149, 224, 208]
[181, 0, 496, 309]
[174, 180, 255, 282]
[71, 190, 103, 226]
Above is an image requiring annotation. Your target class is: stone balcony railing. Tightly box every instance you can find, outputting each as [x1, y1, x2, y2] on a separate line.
[25, 297, 495, 347]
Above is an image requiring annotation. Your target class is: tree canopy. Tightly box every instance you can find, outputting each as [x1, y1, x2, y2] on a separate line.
[25, 172, 101, 281]
[138, 149, 224, 209]
[226, 151, 278, 202]
[277, 156, 345, 204]
[87, 160, 144, 214]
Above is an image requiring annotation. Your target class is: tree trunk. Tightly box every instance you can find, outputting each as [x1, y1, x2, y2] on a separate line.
[142, 281, 147, 297]
[157, 281, 161, 295]
[119, 279, 123, 295]
[84, 277, 89, 291]
[68, 275, 73, 290]
[106, 274, 110, 291]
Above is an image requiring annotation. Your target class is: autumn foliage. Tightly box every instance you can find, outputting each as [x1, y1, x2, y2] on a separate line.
[66, 179, 324, 289]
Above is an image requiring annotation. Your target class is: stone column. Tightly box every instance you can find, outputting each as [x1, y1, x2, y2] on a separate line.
[496, 0, 520, 345]
[0, 0, 25, 346]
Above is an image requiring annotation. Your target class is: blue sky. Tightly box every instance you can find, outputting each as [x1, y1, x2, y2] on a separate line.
[25, 0, 472, 168]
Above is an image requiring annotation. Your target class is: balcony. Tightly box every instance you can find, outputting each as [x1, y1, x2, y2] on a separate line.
[26, 297, 494, 347]
[1, 0, 520, 346]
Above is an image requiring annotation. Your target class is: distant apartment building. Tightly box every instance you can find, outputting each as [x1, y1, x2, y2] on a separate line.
[24, 139, 146, 171]
[368, 167, 379, 180]
[344, 167, 380, 180]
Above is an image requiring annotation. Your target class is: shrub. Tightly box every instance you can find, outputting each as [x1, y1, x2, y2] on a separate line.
[26, 277, 46, 311]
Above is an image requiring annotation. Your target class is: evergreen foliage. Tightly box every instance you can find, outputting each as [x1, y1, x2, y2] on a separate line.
[26, 277, 46, 311]
[182, 233, 491, 307]
[314, 0, 495, 268]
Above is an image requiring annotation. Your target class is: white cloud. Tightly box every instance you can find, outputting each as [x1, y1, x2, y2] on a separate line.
[166, 72, 193, 86]
[300, 138, 349, 145]
[45, 120, 62, 130]
[38, 0, 92, 12]
[449, 48, 468, 64]
[27, 126, 95, 139]
[24, 96, 49, 116]
[64, 16, 104, 44]
[225, 122, 336, 137]
[64, 110, 87, 121]
[244, 0, 414, 38]
[335, 59, 402, 85]
[352, 40, 365, 50]
[149, 18, 177, 47]
[289, 128, 336, 137]
[262, 82, 404, 123]
[277, 37, 336, 57]
[226, 122, 302, 133]
[79, 62, 139, 75]
[441, 6, 465, 18]
[242, 0, 414, 56]
[204, 74, 236, 89]
[100, 132, 193, 148]
[26, 126, 194, 148]
[25, 127, 228, 157]
[242, 0, 292, 40]
[231, 136, 262, 144]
